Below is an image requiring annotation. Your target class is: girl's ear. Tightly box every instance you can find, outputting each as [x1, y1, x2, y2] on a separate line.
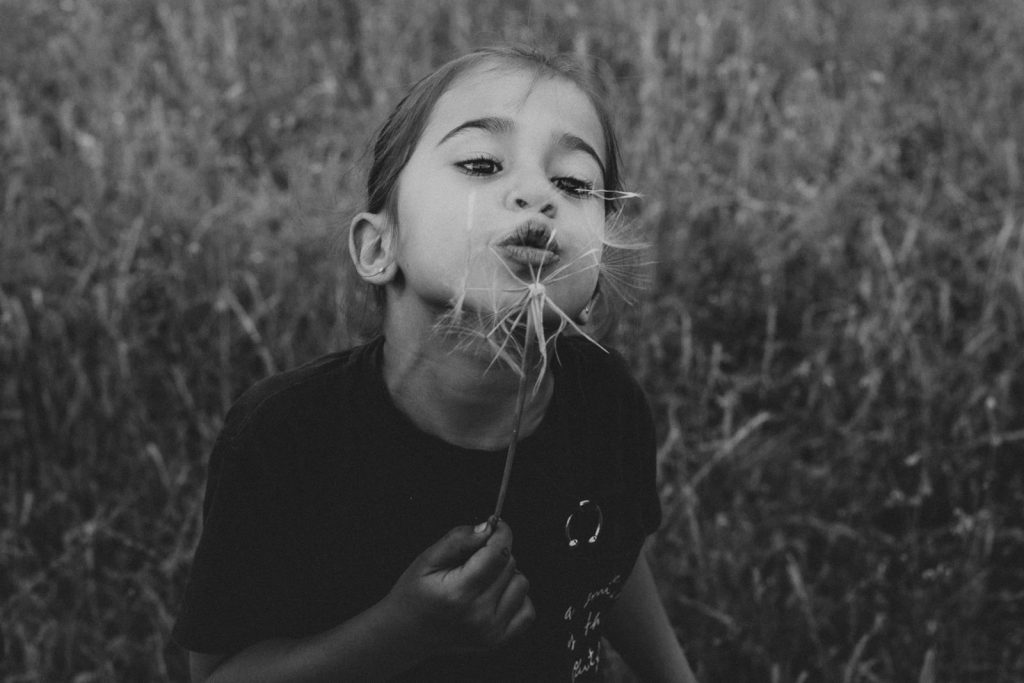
[349, 212, 396, 282]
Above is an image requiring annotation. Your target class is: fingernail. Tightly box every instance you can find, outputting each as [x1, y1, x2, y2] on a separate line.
[474, 521, 490, 534]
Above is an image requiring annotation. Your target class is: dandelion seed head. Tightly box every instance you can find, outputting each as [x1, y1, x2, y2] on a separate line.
[429, 186, 646, 381]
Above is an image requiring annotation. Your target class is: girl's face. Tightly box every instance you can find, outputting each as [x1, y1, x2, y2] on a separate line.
[388, 63, 607, 326]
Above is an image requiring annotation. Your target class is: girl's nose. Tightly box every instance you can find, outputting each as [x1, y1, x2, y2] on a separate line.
[506, 177, 557, 218]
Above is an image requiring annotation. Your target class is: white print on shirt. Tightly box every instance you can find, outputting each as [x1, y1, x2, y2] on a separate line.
[563, 573, 623, 682]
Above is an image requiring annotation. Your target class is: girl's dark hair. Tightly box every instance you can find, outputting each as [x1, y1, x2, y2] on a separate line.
[365, 45, 625, 220]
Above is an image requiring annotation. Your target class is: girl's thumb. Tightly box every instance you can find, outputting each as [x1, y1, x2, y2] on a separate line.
[423, 521, 492, 569]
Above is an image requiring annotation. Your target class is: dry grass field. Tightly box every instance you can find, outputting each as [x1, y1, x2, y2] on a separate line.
[1, 0, 1023, 680]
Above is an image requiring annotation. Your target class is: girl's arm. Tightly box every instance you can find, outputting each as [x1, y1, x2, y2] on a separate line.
[189, 597, 429, 683]
[189, 521, 534, 683]
[604, 551, 699, 683]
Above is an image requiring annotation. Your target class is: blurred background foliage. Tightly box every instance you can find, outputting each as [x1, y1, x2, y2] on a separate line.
[1, 0, 1023, 680]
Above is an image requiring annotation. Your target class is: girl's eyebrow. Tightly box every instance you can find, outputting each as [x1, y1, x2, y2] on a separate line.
[437, 116, 606, 177]
[556, 132, 606, 180]
[437, 116, 514, 146]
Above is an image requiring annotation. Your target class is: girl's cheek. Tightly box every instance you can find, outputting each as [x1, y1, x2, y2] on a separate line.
[585, 220, 607, 248]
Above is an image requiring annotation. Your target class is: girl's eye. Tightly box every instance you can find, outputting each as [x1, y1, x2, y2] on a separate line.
[456, 157, 502, 176]
[553, 176, 596, 199]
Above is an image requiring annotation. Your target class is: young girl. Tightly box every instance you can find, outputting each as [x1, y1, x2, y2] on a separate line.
[173, 46, 697, 682]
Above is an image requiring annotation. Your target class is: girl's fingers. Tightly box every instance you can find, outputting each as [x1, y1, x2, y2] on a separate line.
[478, 552, 518, 608]
[502, 591, 536, 641]
[494, 565, 530, 624]
[460, 521, 514, 592]
[421, 525, 490, 570]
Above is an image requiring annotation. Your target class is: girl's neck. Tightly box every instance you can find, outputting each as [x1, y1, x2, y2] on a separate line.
[381, 318, 552, 452]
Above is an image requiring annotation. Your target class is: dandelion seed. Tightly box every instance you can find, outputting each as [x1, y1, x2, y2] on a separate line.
[584, 188, 644, 202]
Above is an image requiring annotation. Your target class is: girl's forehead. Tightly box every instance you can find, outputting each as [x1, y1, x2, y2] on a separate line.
[423, 64, 605, 160]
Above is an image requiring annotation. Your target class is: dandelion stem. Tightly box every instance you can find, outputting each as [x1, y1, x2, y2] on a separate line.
[491, 331, 536, 523]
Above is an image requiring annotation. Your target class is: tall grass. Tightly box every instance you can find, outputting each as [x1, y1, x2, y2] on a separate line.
[1, 0, 1022, 680]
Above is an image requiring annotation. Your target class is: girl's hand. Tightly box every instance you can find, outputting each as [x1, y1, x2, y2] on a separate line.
[383, 519, 535, 654]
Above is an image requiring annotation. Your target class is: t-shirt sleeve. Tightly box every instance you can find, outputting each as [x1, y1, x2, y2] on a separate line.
[172, 402, 305, 654]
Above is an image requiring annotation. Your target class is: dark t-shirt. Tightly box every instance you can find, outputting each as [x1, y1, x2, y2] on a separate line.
[173, 335, 661, 681]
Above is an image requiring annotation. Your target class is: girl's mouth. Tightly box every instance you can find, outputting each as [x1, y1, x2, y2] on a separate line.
[496, 220, 561, 268]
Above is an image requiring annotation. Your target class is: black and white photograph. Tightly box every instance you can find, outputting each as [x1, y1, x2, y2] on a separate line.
[1, 1, 1022, 681]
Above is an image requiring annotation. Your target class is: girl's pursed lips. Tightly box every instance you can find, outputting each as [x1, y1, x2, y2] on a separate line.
[497, 219, 560, 252]
[495, 219, 561, 268]
[496, 244, 561, 268]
